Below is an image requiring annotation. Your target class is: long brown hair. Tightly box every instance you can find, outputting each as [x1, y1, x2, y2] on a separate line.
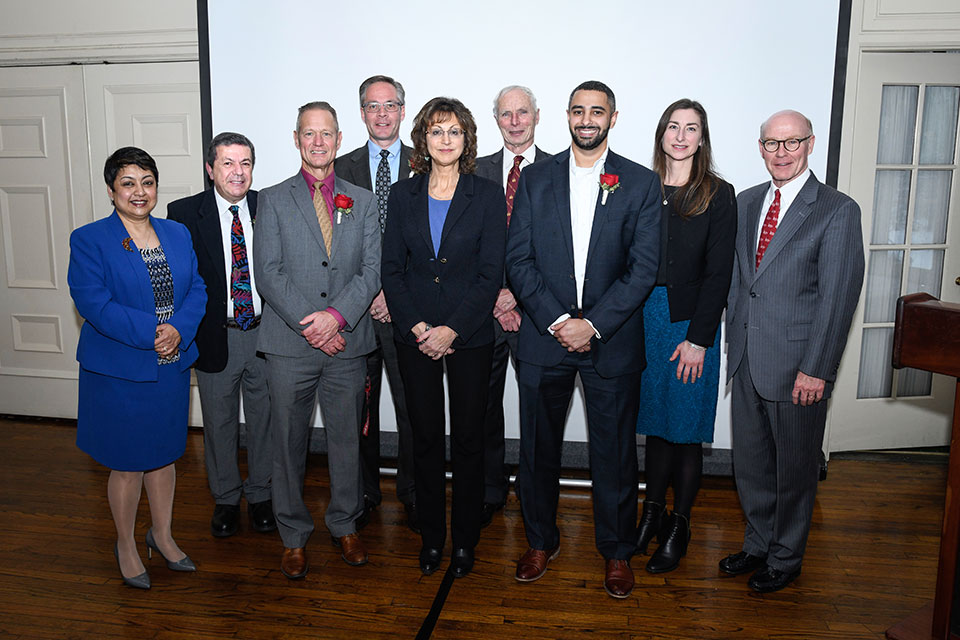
[652, 99, 719, 218]
[410, 97, 477, 175]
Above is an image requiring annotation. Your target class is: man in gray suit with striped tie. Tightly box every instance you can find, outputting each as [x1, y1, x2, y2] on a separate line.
[721, 110, 864, 593]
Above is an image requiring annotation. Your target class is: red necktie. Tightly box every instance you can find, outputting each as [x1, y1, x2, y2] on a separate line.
[505, 154, 523, 225]
[755, 189, 781, 269]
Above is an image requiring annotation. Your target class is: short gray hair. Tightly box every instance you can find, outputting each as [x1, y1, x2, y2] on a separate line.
[297, 101, 339, 133]
[492, 85, 537, 117]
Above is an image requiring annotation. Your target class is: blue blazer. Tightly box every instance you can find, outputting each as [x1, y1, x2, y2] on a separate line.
[505, 149, 661, 378]
[68, 211, 207, 382]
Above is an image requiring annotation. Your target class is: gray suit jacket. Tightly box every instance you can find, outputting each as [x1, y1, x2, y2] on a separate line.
[254, 172, 380, 359]
[474, 146, 551, 187]
[334, 143, 414, 191]
[725, 172, 864, 401]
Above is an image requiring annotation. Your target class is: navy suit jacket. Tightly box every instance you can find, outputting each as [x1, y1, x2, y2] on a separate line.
[505, 149, 661, 378]
[381, 172, 507, 349]
[68, 211, 207, 382]
[167, 188, 258, 373]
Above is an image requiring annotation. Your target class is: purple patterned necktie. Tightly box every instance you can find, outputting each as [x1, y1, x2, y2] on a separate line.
[230, 205, 255, 329]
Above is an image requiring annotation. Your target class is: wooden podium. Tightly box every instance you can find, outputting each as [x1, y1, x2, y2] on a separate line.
[887, 293, 960, 640]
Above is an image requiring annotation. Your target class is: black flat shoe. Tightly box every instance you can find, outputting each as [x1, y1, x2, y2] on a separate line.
[451, 547, 474, 578]
[645, 511, 689, 574]
[419, 547, 442, 576]
[480, 501, 505, 529]
[248, 499, 277, 533]
[635, 500, 665, 555]
[748, 565, 801, 593]
[719, 550, 768, 576]
[211, 504, 240, 538]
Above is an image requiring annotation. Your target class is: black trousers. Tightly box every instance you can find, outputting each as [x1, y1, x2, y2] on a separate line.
[482, 322, 518, 504]
[516, 352, 641, 560]
[395, 342, 493, 550]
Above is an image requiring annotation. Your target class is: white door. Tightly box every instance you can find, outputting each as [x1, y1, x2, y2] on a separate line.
[829, 52, 960, 452]
[0, 61, 204, 420]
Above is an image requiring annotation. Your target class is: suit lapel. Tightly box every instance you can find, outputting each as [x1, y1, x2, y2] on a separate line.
[400, 144, 414, 181]
[350, 146, 373, 190]
[585, 152, 617, 269]
[439, 174, 474, 249]
[754, 175, 818, 280]
[108, 211, 151, 310]
[489, 150, 504, 187]
[551, 151, 575, 268]
[291, 175, 330, 258]
[411, 175, 435, 256]
[197, 190, 226, 291]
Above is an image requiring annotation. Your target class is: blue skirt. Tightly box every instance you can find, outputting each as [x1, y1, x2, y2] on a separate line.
[77, 363, 189, 471]
[636, 286, 721, 444]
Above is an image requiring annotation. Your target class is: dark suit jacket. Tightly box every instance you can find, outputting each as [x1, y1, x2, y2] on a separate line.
[68, 211, 207, 381]
[505, 149, 661, 378]
[474, 146, 552, 187]
[381, 173, 507, 349]
[725, 172, 864, 400]
[334, 143, 414, 191]
[167, 188, 258, 373]
[662, 180, 737, 347]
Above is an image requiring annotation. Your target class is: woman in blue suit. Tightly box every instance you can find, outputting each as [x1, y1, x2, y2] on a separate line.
[381, 97, 506, 578]
[68, 147, 207, 589]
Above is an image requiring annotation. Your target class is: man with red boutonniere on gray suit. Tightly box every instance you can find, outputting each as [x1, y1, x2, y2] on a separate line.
[505, 81, 661, 599]
[254, 101, 380, 580]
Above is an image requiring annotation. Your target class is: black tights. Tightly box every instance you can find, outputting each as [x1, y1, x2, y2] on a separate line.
[643, 435, 703, 517]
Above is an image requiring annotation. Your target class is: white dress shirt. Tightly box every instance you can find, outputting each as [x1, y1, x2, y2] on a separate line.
[756, 168, 810, 250]
[215, 190, 263, 317]
[500, 144, 539, 187]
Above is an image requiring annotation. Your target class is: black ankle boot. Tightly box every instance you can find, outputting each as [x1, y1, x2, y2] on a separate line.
[635, 500, 665, 555]
[645, 511, 690, 573]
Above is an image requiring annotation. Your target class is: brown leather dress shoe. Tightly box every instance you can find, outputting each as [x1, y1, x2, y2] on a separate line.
[280, 547, 308, 579]
[515, 545, 560, 582]
[333, 533, 368, 566]
[603, 558, 634, 599]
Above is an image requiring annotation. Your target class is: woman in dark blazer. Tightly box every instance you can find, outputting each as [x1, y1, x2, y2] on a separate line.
[68, 147, 206, 589]
[381, 97, 506, 578]
[635, 100, 737, 573]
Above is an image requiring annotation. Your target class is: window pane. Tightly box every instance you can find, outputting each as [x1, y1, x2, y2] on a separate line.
[912, 170, 951, 244]
[878, 85, 919, 164]
[918, 86, 960, 165]
[857, 327, 894, 399]
[906, 249, 944, 298]
[898, 367, 933, 397]
[871, 170, 910, 245]
[863, 250, 904, 323]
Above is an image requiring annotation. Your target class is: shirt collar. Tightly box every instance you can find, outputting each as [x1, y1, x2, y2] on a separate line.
[368, 138, 402, 160]
[767, 168, 811, 201]
[569, 148, 609, 177]
[213, 189, 248, 217]
[300, 167, 336, 195]
[504, 144, 537, 165]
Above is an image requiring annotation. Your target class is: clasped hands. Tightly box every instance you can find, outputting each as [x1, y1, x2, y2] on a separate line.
[154, 323, 181, 358]
[412, 321, 457, 360]
[300, 310, 345, 355]
[550, 317, 593, 352]
[493, 288, 521, 332]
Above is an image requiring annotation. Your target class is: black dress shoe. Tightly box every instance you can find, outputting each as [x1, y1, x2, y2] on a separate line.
[356, 494, 379, 530]
[211, 504, 240, 538]
[404, 502, 421, 534]
[419, 547, 442, 576]
[248, 500, 277, 533]
[480, 501, 505, 529]
[451, 547, 474, 578]
[719, 550, 768, 576]
[748, 565, 801, 593]
[635, 500, 665, 555]
[645, 511, 689, 574]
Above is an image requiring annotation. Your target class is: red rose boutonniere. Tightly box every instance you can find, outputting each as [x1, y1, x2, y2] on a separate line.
[599, 173, 620, 205]
[334, 193, 354, 224]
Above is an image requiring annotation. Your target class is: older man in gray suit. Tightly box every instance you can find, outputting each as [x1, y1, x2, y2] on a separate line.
[720, 110, 864, 593]
[255, 101, 380, 580]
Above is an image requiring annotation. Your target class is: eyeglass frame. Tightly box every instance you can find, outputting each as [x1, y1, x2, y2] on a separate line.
[427, 127, 465, 139]
[362, 101, 403, 113]
[760, 135, 812, 153]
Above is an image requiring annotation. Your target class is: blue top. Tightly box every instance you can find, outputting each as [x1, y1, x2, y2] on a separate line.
[367, 138, 403, 185]
[428, 196, 451, 257]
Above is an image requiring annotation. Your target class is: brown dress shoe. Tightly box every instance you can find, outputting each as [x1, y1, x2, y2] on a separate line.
[333, 533, 368, 566]
[604, 558, 634, 599]
[280, 547, 308, 579]
[515, 545, 560, 582]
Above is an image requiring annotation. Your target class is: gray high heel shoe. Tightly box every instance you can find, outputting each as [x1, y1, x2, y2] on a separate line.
[114, 542, 151, 589]
[145, 528, 196, 572]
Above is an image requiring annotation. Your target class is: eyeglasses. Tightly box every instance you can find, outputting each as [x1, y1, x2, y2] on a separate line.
[362, 101, 403, 113]
[428, 128, 464, 139]
[761, 135, 812, 153]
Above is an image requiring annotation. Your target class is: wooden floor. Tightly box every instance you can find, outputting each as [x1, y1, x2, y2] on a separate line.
[0, 417, 946, 639]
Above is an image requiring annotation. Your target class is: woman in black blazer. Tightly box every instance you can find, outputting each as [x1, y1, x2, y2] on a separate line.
[381, 97, 506, 578]
[635, 99, 737, 573]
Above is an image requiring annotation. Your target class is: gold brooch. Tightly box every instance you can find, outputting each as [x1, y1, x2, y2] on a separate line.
[122, 237, 133, 251]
